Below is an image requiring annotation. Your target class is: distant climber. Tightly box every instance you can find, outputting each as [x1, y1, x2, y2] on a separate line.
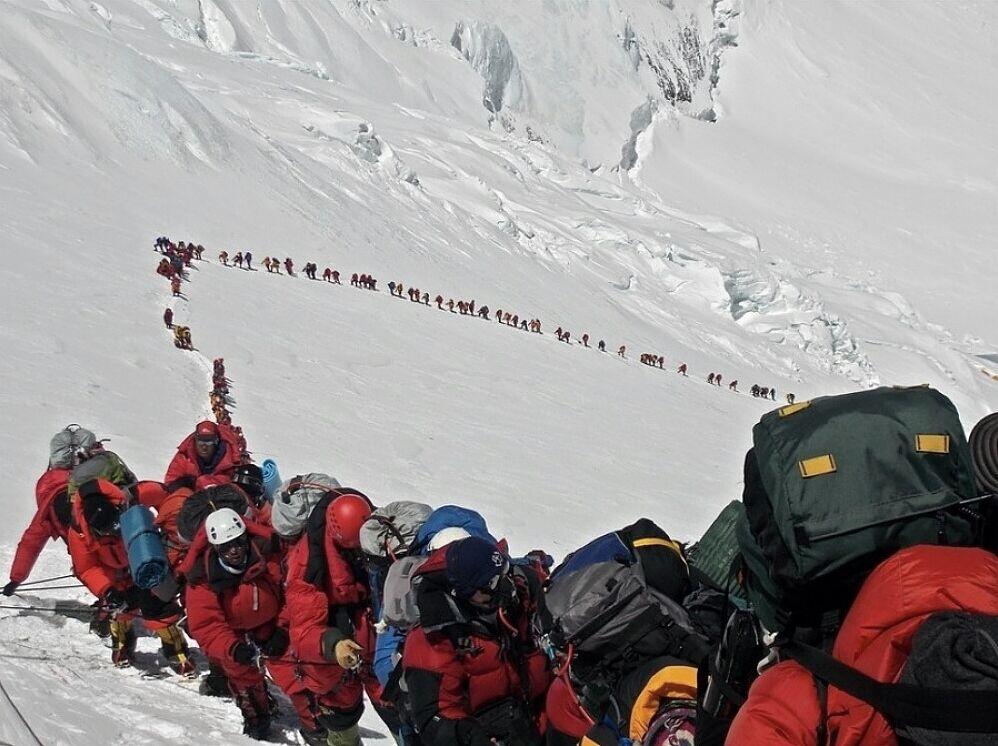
[173, 326, 192, 350]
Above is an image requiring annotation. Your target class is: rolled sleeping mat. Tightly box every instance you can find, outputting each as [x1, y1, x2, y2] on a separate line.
[261, 459, 281, 502]
[969, 412, 998, 495]
[120, 505, 170, 590]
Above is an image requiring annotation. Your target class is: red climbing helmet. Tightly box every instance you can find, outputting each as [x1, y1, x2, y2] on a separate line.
[327, 493, 372, 549]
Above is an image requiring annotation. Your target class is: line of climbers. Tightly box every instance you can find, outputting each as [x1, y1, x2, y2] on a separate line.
[165, 234, 796, 405]
[156, 238, 196, 350]
[5, 389, 998, 745]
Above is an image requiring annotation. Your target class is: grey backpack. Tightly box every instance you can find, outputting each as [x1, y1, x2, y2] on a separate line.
[270, 473, 341, 538]
[380, 555, 429, 630]
[49, 425, 98, 469]
[360, 501, 433, 561]
[539, 559, 693, 656]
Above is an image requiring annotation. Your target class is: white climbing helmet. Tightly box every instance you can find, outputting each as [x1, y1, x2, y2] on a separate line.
[205, 508, 246, 546]
[427, 527, 471, 551]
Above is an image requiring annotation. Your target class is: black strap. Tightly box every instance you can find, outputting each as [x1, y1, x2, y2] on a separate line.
[707, 654, 747, 708]
[782, 640, 998, 733]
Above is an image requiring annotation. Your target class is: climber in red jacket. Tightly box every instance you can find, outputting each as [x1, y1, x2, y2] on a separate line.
[284, 490, 396, 745]
[164, 420, 244, 493]
[402, 536, 551, 746]
[68, 478, 192, 673]
[184, 510, 295, 740]
[3, 469, 73, 595]
[727, 545, 998, 746]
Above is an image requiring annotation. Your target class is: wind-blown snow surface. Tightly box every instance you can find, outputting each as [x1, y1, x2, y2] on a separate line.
[0, 0, 996, 742]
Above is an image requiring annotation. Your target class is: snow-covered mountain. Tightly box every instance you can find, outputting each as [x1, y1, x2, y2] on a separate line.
[0, 0, 996, 742]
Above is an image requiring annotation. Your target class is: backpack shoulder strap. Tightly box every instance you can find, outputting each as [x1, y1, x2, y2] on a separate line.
[781, 640, 998, 734]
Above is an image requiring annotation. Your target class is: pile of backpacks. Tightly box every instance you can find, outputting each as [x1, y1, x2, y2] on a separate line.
[462, 384, 998, 746]
[18, 384, 998, 746]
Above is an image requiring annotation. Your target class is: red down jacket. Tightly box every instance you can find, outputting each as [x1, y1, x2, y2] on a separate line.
[8, 469, 72, 584]
[402, 547, 552, 746]
[163, 423, 243, 493]
[67, 479, 130, 598]
[182, 520, 283, 661]
[727, 545, 998, 746]
[283, 493, 375, 711]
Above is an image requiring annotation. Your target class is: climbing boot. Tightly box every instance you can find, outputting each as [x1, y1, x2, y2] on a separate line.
[110, 619, 136, 667]
[156, 624, 196, 677]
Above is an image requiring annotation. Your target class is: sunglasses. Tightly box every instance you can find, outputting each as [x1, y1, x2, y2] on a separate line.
[481, 559, 511, 593]
[218, 538, 247, 557]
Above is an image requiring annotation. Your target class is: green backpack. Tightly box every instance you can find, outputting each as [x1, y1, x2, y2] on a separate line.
[739, 385, 982, 630]
[687, 500, 748, 607]
[68, 450, 137, 496]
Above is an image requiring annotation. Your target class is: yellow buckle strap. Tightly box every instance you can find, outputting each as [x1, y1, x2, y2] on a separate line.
[799, 454, 836, 478]
[915, 434, 950, 454]
[779, 401, 811, 417]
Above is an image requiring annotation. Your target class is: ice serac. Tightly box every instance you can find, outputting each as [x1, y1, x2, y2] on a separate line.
[450, 20, 526, 120]
[619, 97, 658, 171]
[722, 268, 878, 385]
[618, 0, 740, 123]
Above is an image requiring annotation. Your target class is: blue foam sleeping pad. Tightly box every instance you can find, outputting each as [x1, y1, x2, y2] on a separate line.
[120, 505, 169, 589]
[261, 459, 281, 502]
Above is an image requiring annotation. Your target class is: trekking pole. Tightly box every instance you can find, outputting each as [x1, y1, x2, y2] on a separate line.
[14, 584, 85, 592]
[0, 603, 91, 616]
[16, 573, 76, 587]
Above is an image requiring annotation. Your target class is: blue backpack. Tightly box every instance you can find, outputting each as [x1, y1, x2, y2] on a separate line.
[414, 505, 495, 552]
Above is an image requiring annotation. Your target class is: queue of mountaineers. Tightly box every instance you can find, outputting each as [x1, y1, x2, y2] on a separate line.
[5, 385, 998, 746]
[155, 235, 792, 404]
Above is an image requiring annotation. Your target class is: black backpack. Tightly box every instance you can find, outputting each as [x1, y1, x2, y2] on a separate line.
[176, 484, 253, 543]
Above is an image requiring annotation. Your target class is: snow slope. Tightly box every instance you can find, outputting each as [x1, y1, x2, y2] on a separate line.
[0, 0, 996, 742]
[636, 0, 998, 343]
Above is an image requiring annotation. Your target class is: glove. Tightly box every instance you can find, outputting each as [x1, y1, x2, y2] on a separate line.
[231, 641, 257, 666]
[102, 588, 127, 612]
[260, 627, 290, 658]
[334, 639, 363, 670]
[455, 719, 494, 746]
[2, 581, 19, 597]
